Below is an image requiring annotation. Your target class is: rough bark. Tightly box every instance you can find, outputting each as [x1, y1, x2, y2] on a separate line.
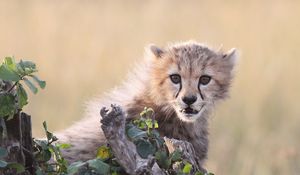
[164, 138, 206, 173]
[0, 112, 34, 175]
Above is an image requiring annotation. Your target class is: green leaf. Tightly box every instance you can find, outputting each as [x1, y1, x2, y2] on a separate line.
[87, 158, 110, 175]
[18, 60, 37, 75]
[4, 57, 17, 71]
[0, 147, 8, 158]
[35, 149, 52, 162]
[57, 143, 71, 149]
[35, 167, 44, 175]
[42, 121, 48, 131]
[155, 150, 171, 169]
[170, 149, 182, 162]
[23, 77, 38, 94]
[139, 107, 154, 118]
[154, 120, 159, 128]
[135, 139, 156, 159]
[145, 119, 154, 129]
[182, 162, 192, 174]
[7, 162, 25, 173]
[151, 129, 160, 138]
[146, 107, 154, 114]
[151, 130, 164, 148]
[133, 119, 146, 129]
[20, 60, 36, 70]
[112, 172, 119, 175]
[34, 140, 48, 150]
[48, 144, 60, 161]
[17, 83, 28, 109]
[42, 121, 50, 139]
[96, 146, 111, 160]
[30, 75, 46, 89]
[67, 161, 86, 175]
[0, 64, 20, 81]
[0, 93, 16, 117]
[110, 166, 124, 175]
[42, 121, 55, 142]
[0, 160, 8, 168]
[126, 124, 147, 140]
[16, 62, 25, 75]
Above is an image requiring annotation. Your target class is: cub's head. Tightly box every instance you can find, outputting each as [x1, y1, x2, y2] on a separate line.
[147, 41, 237, 122]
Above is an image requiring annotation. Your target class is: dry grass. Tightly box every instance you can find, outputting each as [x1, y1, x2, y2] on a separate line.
[0, 0, 299, 174]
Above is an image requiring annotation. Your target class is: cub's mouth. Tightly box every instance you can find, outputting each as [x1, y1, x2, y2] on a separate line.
[180, 107, 199, 115]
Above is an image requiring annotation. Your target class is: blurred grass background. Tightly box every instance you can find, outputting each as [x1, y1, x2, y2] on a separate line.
[1, 0, 300, 174]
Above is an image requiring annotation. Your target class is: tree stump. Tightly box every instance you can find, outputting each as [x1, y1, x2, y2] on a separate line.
[0, 112, 34, 175]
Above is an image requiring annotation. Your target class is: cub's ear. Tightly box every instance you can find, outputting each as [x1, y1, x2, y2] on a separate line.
[223, 48, 238, 67]
[147, 44, 165, 58]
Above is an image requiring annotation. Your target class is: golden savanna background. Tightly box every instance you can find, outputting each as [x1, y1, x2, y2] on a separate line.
[1, 0, 299, 174]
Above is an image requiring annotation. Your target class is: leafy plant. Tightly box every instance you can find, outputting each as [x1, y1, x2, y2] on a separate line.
[0, 57, 46, 174]
[126, 107, 215, 175]
[34, 121, 116, 175]
[0, 57, 46, 119]
[33, 121, 70, 175]
[0, 146, 25, 174]
[66, 144, 125, 175]
[127, 107, 163, 158]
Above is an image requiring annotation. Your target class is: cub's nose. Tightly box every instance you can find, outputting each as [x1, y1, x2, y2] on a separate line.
[182, 95, 197, 105]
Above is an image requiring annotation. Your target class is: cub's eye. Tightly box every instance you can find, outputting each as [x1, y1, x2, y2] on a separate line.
[199, 75, 211, 85]
[170, 74, 181, 84]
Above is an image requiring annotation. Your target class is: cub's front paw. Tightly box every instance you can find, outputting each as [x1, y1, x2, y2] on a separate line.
[100, 104, 125, 139]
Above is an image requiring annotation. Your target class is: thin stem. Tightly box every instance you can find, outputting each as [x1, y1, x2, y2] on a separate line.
[48, 138, 55, 145]
[7, 75, 26, 93]
[7, 81, 19, 93]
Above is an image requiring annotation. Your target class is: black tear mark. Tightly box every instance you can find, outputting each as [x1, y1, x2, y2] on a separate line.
[199, 89, 204, 100]
[198, 81, 204, 100]
[175, 83, 182, 98]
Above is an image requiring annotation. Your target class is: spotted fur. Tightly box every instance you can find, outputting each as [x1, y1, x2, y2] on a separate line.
[57, 41, 237, 166]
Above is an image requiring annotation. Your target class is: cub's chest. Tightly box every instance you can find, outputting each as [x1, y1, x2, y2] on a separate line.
[157, 117, 197, 141]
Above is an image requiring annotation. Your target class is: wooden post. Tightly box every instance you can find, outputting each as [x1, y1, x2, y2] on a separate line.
[0, 112, 34, 175]
[20, 113, 34, 174]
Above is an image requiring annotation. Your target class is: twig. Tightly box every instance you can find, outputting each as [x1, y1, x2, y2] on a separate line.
[7, 81, 19, 93]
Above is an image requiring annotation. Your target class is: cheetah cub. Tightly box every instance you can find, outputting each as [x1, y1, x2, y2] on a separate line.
[57, 41, 237, 168]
